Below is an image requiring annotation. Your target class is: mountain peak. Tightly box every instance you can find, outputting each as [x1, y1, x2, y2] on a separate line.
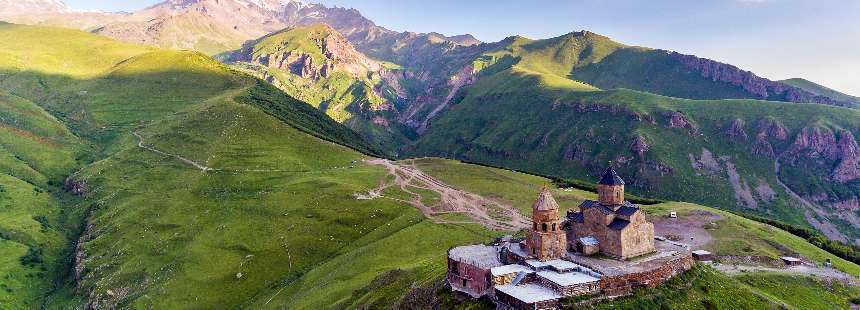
[0, 0, 68, 13]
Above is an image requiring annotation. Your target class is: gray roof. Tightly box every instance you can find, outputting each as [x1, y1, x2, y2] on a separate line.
[608, 219, 630, 231]
[567, 212, 584, 223]
[616, 205, 639, 217]
[599, 167, 625, 185]
[449, 245, 502, 268]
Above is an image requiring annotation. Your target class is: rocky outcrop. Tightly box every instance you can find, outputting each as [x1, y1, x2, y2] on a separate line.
[726, 118, 747, 139]
[562, 143, 586, 162]
[755, 180, 777, 203]
[725, 160, 757, 209]
[689, 148, 721, 174]
[669, 51, 852, 107]
[757, 118, 788, 140]
[236, 24, 385, 81]
[666, 112, 697, 134]
[630, 136, 649, 156]
[751, 135, 775, 158]
[786, 126, 839, 161]
[64, 178, 87, 196]
[831, 130, 860, 183]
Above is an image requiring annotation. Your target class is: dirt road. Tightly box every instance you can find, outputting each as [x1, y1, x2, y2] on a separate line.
[363, 158, 529, 231]
[712, 262, 858, 285]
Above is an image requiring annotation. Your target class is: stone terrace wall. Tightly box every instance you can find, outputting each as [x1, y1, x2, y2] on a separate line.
[599, 254, 694, 297]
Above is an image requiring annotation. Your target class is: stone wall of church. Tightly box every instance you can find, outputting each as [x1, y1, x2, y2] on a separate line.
[620, 222, 656, 259]
[598, 184, 625, 205]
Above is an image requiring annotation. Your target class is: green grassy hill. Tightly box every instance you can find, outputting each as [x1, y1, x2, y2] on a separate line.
[780, 78, 860, 105]
[409, 56, 860, 243]
[0, 92, 87, 309]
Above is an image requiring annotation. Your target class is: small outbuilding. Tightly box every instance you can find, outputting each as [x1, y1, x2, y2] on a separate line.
[448, 245, 503, 297]
[691, 250, 713, 261]
[576, 236, 600, 256]
[781, 256, 802, 266]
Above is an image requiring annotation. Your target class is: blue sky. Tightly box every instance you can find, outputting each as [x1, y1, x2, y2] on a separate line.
[64, 0, 860, 95]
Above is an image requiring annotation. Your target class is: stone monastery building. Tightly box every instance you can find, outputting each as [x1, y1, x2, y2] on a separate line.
[447, 166, 690, 309]
[565, 167, 656, 259]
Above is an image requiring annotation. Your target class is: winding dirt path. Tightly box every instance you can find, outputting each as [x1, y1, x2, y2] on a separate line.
[133, 131, 213, 171]
[362, 158, 529, 231]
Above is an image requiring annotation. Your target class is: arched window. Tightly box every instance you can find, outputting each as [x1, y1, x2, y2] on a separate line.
[616, 191, 621, 200]
[552, 223, 557, 231]
[542, 223, 548, 232]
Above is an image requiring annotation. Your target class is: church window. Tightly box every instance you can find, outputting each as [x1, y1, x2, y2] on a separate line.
[552, 223, 557, 231]
[542, 223, 547, 232]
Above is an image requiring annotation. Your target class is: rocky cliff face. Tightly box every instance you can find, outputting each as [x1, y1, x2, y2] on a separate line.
[233, 24, 384, 80]
[670, 52, 853, 107]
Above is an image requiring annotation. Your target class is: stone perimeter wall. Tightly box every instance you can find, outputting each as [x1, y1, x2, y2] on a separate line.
[599, 254, 695, 297]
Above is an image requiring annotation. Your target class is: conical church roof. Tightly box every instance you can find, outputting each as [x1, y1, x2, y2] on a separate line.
[532, 186, 560, 211]
[599, 166, 625, 186]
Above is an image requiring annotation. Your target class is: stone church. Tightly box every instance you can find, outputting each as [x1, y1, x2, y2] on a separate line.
[564, 167, 655, 259]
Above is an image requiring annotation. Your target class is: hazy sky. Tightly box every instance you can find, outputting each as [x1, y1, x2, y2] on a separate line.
[64, 0, 860, 96]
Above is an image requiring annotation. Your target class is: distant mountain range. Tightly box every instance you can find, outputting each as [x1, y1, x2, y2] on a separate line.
[2, 0, 860, 244]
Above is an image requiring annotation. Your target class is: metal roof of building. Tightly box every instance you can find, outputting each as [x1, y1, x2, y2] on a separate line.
[616, 205, 639, 217]
[495, 283, 563, 304]
[599, 166, 625, 185]
[491, 264, 534, 277]
[568, 212, 584, 223]
[536, 270, 600, 287]
[607, 218, 631, 231]
[579, 236, 599, 246]
[448, 245, 502, 269]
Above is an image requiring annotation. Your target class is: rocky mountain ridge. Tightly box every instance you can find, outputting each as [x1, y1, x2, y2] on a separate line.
[669, 52, 854, 107]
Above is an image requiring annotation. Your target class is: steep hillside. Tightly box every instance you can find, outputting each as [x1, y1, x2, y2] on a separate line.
[225, 24, 412, 153]
[410, 61, 860, 244]
[0, 23, 422, 308]
[780, 78, 860, 105]
[0, 92, 86, 309]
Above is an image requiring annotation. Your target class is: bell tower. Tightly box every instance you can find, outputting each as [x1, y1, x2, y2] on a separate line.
[525, 186, 567, 261]
[598, 166, 625, 205]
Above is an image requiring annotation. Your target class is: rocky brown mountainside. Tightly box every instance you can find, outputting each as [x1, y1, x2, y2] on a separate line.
[229, 24, 385, 80]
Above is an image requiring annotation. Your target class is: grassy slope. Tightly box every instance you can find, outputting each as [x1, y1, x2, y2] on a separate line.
[0, 93, 87, 309]
[0, 23, 490, 309]
[781, 78, 860, 105]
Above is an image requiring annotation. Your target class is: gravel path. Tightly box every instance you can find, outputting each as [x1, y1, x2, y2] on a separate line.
[363, 158, 529, 231]
[712, 262, 858, 285]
